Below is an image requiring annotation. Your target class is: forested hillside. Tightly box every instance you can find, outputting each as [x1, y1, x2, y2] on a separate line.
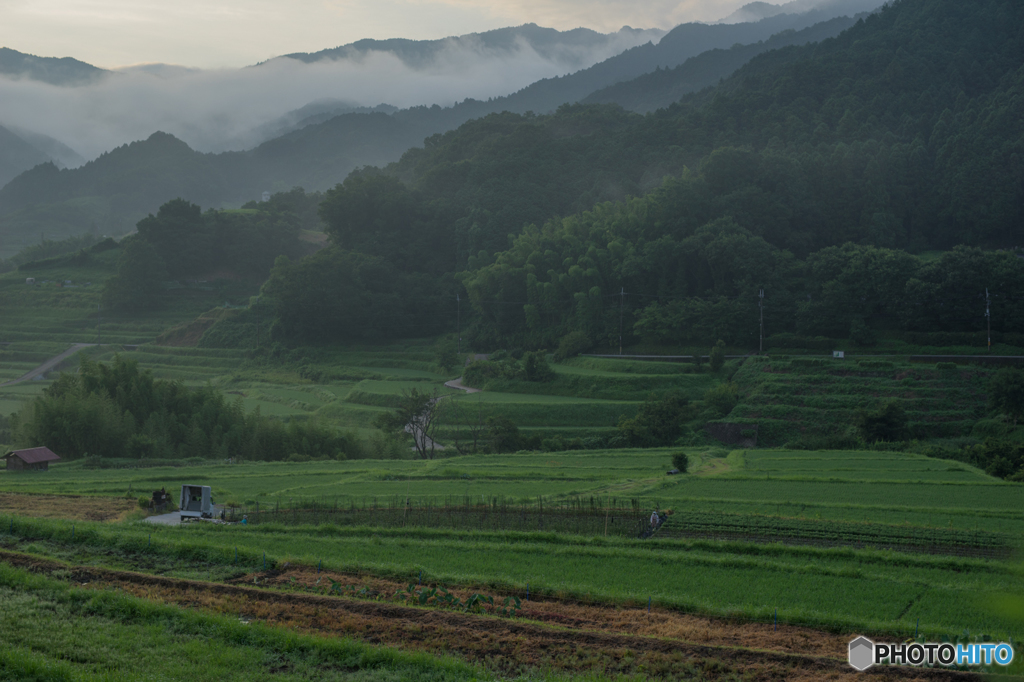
[0, 47, 108, 86]
[581, 16, 859, 113]
[0, 9, 877, 254]
[239, 0, 1024, 351]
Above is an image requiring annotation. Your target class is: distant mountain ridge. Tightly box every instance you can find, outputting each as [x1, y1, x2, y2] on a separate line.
[582, 14, 862, 113]
[275, 24, 664, 71]
[717, 0, 882, 24]
[0, 47, 108, 86]
[0, 124, 83, 188]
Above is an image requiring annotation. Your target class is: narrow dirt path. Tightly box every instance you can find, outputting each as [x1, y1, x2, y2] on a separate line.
[0, 550, 980, 681]
[0, 343, 96, 386]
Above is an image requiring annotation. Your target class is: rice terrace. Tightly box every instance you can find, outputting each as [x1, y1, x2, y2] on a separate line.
[3, 0, 1024, 680]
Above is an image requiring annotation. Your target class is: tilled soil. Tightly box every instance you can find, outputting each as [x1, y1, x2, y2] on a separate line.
[0, 550, 980, 681]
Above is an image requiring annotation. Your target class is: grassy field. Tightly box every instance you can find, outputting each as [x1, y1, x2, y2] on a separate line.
[3, 258, 1024, 677]
[0, 446, 1020, 647]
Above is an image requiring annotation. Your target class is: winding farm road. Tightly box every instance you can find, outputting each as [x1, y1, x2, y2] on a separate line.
[0, 343, 96, 387]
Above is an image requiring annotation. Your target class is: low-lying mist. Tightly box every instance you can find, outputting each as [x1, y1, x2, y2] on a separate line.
[0, 29, 662, 163]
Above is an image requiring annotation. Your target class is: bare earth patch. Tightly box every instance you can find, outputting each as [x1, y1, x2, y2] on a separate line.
[0, 492, 139, 522]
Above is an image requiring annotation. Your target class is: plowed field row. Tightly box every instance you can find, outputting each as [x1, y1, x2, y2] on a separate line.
[0, 549, 979, 681]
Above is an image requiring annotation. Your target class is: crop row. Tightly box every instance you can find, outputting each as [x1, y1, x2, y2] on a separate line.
[2, 514, 1020, 640]
[656, 511, 1014, 557]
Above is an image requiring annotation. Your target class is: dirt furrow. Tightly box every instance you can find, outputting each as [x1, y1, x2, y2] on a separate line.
[0, 550, 979, 681]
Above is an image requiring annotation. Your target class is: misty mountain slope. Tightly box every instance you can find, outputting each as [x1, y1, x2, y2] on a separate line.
[246, 4, 887, 151]
[0, 133, 254, 221]
[240, 0, 1024, 350]
[0, 7, 885, 228]
[717, 0, 882, 24]
[0, 123, 86, 189]
[361, 0, 1024, 261]
[581, 15, 860, 113]
[0, 47, 108, 86]
[6, 127, 84, 169]
[277, 24, 663, 71]
[0, 125, 51, 188]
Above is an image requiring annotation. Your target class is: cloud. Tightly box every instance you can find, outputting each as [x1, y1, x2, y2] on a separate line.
[405, 0, 747, 32]
[0, 30, 660, 160]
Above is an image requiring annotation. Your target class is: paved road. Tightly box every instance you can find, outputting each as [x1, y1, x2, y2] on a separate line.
[142, 512, 181, 526]
[442, 354, 488, 394]
[443, 377, 480, 393]
[0, 343, 96, 387]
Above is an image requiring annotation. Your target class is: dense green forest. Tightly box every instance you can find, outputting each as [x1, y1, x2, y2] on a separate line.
[229, 0, 1024, 350]
[102, 197, 306, 312]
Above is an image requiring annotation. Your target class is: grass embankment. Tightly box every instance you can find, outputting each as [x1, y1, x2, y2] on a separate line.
[725, 356, 999, 445]
[0, 562, 495, 682]
[1, 514, 1021, 645]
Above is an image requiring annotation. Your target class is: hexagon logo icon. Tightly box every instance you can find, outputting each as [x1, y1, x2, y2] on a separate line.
[849, 636, 874, 671]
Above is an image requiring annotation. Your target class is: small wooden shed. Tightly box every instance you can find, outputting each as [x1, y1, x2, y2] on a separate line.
[4, 447, 61, 471]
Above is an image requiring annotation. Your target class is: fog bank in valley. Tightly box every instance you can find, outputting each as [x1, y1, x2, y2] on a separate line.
[0, 29, 662, 162]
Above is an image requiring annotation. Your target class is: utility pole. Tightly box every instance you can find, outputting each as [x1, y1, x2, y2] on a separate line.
[456, 294, 462, 354]
[986, 288, 991, 352]
[619, 287, 625, 356]
[759, 289, 765, 354]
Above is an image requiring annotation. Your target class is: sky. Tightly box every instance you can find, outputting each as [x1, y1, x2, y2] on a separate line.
[0, 0, 750, 68]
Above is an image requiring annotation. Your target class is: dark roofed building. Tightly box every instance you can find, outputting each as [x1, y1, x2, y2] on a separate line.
[4, 447, 61, 471]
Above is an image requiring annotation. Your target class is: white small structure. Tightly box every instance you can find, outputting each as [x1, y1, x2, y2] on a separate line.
[833, 350, 845, 359]
[25, 278, 35, 285]
[261, 190, 271, 202]
[179, 484, 213, 519]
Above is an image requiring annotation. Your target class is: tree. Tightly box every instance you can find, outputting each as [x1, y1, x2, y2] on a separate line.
[434, 337, 461, 374]
[709, 340, 726, 372]
[101, 237, 167, 312]
[618, 392, 691, 447]
[856, 400, 909, 443]
[373, 388, 444, 460]
[522, 351, 554, 382]
[703, 382, 738, 418]
[486, 415, 524, 453]
[989, 367, 1024, 425]
[553, 331, 592, 362]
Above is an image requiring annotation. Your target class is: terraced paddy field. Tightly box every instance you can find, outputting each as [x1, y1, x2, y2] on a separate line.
[726, 356, 998, 444]
[1, 300, 1023, 677]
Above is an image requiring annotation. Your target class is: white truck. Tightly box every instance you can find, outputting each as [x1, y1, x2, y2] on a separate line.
[179, 484, 213, 520]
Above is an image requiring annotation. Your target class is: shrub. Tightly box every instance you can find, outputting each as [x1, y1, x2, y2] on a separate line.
[553, 331, 592, 362]
[856, 399, 909, 443]
[521, 351, 554, 382]
[703, 383, 738, 418]
[671, 452, 689, 473]
[617, 392, 691, 447]
[989, 367, 1024, 424]
[487, 416, 525, 453]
